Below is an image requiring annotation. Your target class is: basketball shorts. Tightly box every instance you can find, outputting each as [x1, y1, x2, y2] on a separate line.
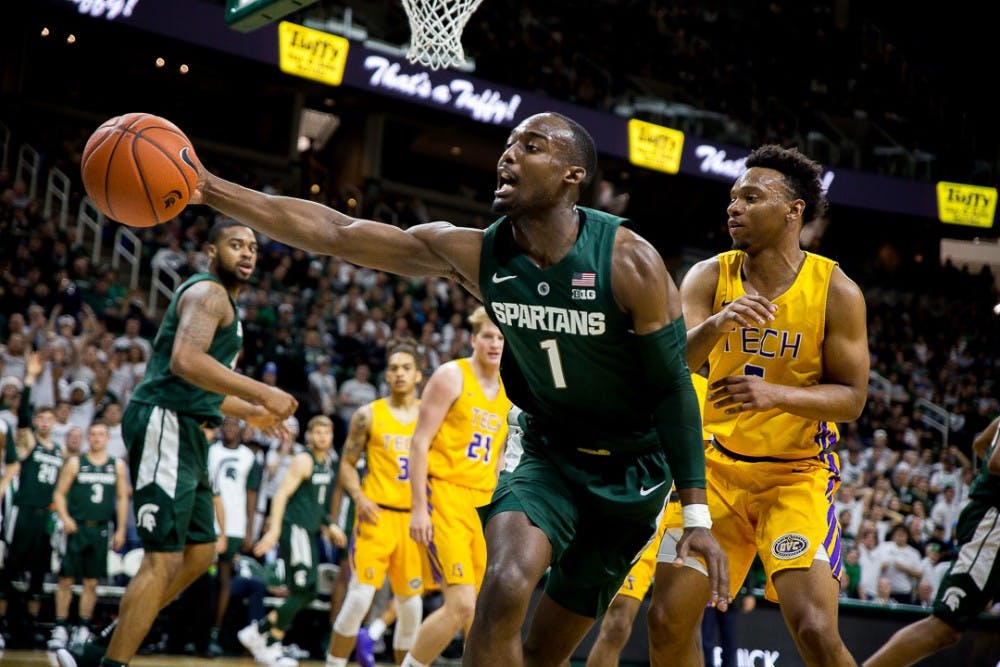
[280, 522, 318, 593]
[219, 534, 244, 565]
[425, 477, 492, 590]
[933, 501, 1000, 630]
[61, 522, 111, 579]
[5, 506, 52, 573]
[700, 443, 843, 601]
[479, 431, 671, 618]
[123, 402, 216, 552]
[350, 506, 423, 597]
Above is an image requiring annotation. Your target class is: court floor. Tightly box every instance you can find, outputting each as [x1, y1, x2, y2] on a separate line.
[0, 651, 394, 666]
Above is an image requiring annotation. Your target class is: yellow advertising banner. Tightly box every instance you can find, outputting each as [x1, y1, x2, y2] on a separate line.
[277, 21, 349, 87]
[936, 181, 996, 228]
[627, 119, 684, 174]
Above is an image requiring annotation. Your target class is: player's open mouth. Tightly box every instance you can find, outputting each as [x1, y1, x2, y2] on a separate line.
[495, 169, 517, 196]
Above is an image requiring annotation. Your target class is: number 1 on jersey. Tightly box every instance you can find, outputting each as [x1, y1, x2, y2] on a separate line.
[540, 339, 567, 389]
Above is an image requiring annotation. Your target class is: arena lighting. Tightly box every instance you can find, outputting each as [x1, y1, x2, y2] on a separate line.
[297, 108, 340, 153]
[40, 27, 50, 37]
[155, 57, 165, 68]
[66, 34, 76, 44]
[179, 64, 190, 74]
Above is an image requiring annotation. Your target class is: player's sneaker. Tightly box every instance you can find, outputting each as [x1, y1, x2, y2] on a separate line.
[205, 627, 224, 657]
[238, 622, 268, 655]
[284, 643, 309, 660]
[56, 636, 108, 667]
[252, 641, 298, 667]
[47, 625, 70, 651]
[70, 626, 93, 646]
[354, 627, 376, 667]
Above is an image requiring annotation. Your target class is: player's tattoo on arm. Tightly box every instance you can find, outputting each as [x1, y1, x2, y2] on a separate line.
[175, 283, 230, 351]
[343, 409, 370, 463]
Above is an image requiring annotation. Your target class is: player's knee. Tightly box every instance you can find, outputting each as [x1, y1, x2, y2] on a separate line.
[790, 612, 838, 653]
[647, 601, 692, 646]
[392, 594, 423, 651]
[480, 562, 536, 613]
[332, 580, 376, 636]
[82, 578, 98, 590]
[598, 611, 634, 649]
[927, 617, 962, 651]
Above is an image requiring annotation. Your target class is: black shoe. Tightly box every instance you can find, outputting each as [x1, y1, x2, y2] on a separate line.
[57, 639, 106, 667]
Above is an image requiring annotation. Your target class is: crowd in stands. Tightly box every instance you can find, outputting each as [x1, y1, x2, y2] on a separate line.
[1, 103, 998, 658]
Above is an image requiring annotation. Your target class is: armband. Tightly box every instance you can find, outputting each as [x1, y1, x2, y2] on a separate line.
[682, 503, 713, 529]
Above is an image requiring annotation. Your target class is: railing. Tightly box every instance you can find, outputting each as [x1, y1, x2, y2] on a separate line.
[915, 397, 951, 451]
[148, 262, 181, 317]
[44, 167, 72, 229]
[868, 370, 893, 407]
[16, 142, 41, 201]
[76, 198, 106, 265]
[112, 225, 142, 290]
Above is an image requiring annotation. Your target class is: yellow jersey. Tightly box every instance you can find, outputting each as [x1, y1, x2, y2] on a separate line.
[704, 250, 839, 459]
[363, 398, 418, 510]
[427, 358, 512, 492]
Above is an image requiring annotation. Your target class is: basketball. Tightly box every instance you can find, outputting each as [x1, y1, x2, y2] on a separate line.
[81, 112, 199, 228]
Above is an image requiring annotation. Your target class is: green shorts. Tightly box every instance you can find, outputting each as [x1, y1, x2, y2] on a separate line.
[7, 506, 52, 572]
[61, 523, 110, 579]
[479, 431, 671, 617]
[123, 402, 216, 552]
[933, 499, 1000, 629]
[219, 534, 244, 566]
[280, 522, 318, 593]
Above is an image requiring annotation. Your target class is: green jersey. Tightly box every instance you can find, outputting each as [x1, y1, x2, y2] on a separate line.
[14, 442, 63, 508]
[67, 455, 118, 522]
[284, 453, 335, 532]
[479, 207, 660, 450]
[970, 434, 1000, 504]
[130, 273, 243, 426]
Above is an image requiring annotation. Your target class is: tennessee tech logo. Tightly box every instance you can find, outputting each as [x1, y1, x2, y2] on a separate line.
[771, 533, 809, 560]
[137, 503, 160, 532]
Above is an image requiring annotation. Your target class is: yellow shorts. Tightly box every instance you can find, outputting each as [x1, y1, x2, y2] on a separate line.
[425, 477, 492, 589]
[704, 444, 843, 602]
[616, 500, 673, 601]
[351, 507, 424, 597]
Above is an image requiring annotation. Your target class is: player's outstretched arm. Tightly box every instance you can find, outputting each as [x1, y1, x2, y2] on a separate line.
[193, 169, 477, 282]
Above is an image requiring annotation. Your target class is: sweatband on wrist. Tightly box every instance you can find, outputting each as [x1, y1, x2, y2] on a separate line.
[682, 503, 713, 529]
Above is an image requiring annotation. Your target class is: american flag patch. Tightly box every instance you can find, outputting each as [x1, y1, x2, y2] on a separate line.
[571, 271, 596, 287]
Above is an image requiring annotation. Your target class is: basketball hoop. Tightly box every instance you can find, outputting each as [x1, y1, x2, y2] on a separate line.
[401, 0, 485, 71]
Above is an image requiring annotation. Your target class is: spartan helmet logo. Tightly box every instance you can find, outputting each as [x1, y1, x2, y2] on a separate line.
[137, 503, 160, 532]
[162, 190, 183, 209]
[940, 586, 966, 612]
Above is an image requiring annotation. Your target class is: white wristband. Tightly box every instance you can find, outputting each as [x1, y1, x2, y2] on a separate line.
[682, 503, 713, 529]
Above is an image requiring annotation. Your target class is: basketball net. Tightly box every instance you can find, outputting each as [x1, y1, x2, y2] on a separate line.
[401, 0, 485, 71]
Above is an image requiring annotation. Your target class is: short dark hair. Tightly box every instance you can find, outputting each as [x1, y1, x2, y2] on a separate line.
[745, 144, 828, 223]
[387, 341, 421, 366]
[551, 113, 598, 188]
[208, 218, 251, 244]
